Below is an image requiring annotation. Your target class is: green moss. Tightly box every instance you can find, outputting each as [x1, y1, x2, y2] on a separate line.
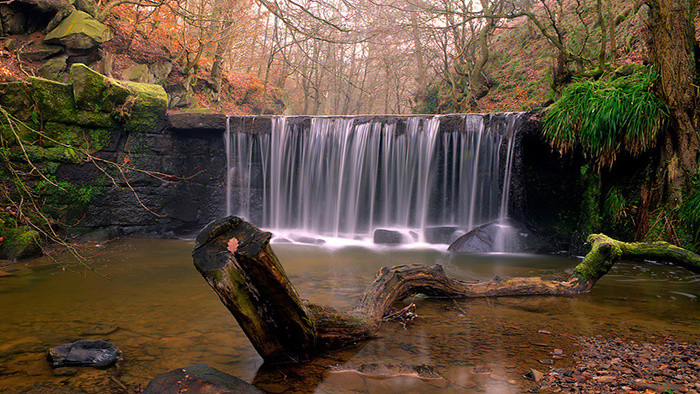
[0, 223, 42, 260]
[0, 119, 38, 143]
[70, 63, 108, 112]
[573, 234, 621, 282]
[572, 168, 602, 254]
[27, 77, 77, 122]
[39, 122, 111, 157]
[100, 79, 130, 112]
[0, 82, 35, 122]
[35, 179, 103, 224]
[118, 81, 167, 133]
[73, 110, 116, 128]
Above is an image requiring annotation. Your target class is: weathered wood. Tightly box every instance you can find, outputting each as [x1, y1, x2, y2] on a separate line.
[192, 218, 700, 365]
[192, 216, 316, 363]
[352, 264, 588, 321]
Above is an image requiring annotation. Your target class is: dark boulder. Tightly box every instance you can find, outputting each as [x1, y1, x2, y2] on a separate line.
[19, 42, 64, 62]
[448, 219, 552, 254]
[423, 226, 463, 244]
[47, 339, 119, 368]
[373, 229, 404, 245]
[143, 364, 263, 394]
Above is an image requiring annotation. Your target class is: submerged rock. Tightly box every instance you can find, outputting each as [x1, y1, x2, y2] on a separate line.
[47, 339, 119, 368]
[291, 235, 326, 245]
[448, 218, 551, 254]
[143, 364, 263, 394]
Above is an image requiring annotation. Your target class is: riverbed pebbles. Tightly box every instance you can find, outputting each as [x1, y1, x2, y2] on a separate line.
[529, 336, 699, 393]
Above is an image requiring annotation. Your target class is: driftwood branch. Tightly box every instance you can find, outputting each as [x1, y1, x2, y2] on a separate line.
[192, 218, 700, 364]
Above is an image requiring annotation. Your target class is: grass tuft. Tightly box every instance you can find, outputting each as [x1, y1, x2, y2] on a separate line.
[543, 68, 667, 169]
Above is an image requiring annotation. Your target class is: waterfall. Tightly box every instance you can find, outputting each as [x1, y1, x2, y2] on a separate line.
[225, 114, 520, 245]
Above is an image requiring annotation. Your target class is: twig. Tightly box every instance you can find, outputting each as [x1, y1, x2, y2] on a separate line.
[15, 41, 31, 78]
[110, 375, 128, 392]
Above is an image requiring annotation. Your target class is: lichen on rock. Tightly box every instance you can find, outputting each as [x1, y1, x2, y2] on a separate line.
[44, 10, 112, 49]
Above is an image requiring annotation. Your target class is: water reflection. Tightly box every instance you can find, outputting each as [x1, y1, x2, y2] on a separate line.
[0, 239, 697, 392]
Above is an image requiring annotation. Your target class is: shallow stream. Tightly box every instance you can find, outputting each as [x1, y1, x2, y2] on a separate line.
[0, 239, 698, 392]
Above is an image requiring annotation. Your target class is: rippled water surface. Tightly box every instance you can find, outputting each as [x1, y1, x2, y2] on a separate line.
[0, 239, 697, 393]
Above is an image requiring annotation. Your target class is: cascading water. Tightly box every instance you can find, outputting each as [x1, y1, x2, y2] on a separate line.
[226, 114, 520, 246]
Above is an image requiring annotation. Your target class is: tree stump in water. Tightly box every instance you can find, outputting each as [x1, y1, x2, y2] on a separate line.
[192, 217, 700, 364]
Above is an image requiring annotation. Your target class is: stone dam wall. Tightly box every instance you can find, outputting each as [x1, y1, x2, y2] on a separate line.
[1, 64, 579, 245]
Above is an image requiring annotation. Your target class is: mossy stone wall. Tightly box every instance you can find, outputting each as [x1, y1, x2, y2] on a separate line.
[0, 63, 170, 260]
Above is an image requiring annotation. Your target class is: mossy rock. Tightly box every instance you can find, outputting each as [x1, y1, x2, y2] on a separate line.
[119, 81, 167, 133]
[20, 65, 164, 137]
[99, 79, 130, 112]
[0, 82, 35, 121]
[74, 110, 116, 128]
[44, 10, 112, 50]
[0, 120, 39, 144]
[0, 225, 42, 260]
[27, 76, 77, 122]
[38, 55, 69, 82]
[70, 63, 107, 112]
[122, 64, 152, 84]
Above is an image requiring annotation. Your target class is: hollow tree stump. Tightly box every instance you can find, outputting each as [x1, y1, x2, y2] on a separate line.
[193, 217, 700, 364]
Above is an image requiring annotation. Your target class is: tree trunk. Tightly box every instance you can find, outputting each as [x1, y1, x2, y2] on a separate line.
[210, 18, 233, 96]
[193, 217, 700, 365]
[645, 0, 700, 203]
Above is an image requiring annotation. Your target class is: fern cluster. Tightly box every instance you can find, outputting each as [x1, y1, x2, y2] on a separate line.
[543, 68, 668, 168]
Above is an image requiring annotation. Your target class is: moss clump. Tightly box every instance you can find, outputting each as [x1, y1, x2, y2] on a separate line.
[73, 110, 116, 128]
[0, 117, 38, 143]
[43, 122, 112, 155]
[35, 179, 103, 225]
[0, 220, 42, 260]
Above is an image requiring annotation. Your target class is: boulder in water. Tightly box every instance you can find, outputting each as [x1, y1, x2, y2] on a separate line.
[373, 229, 404, 245]
[424, 226, 462, 244]
[143, 364, 263, 394]
[291, 235, 326, 245]
[47, 339, 119, 368]
[448, 219, 551, 254]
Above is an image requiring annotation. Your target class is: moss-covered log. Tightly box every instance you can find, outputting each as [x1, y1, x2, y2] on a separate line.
[573, 234, 700, 284]
[192, 218, 700, 364]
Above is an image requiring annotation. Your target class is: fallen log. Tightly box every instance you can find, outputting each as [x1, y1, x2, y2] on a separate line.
[192, 217, 700, 364]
